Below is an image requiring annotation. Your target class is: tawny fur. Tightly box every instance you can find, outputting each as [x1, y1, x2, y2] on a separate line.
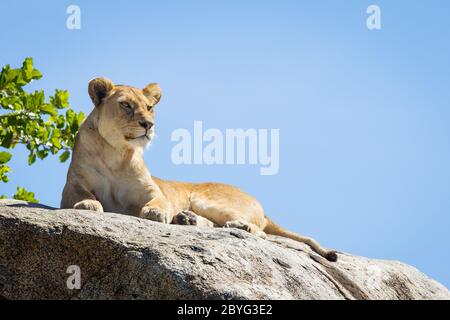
[61, 78, 338, 262]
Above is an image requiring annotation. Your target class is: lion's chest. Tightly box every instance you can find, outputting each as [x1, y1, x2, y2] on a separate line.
[86, 164, 150, 216]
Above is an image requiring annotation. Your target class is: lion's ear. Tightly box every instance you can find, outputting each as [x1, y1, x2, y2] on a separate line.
[88, 77, 114, 107]
[143, 83, 162, 105]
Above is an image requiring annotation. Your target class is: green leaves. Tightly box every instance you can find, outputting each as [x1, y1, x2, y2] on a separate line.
[28, 152, 36, 165]
[51, 89, 69, 109]
[59, 150, 70, 162]
[13, 186, 38, 203]
[0, 58, 42, 90]
[0, 151, 12, 183]
[22, 57, 42, 82]
[0, 58, 85, 202]
[0, 164, 11, 183]
[0, 151, 11, 163]
[40, 103, 58, 116]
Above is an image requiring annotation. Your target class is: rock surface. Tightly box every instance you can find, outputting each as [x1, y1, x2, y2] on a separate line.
[0, 199, 448, 300]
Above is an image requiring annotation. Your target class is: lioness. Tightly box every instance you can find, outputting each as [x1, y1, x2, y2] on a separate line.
[61, 78, 338, 262]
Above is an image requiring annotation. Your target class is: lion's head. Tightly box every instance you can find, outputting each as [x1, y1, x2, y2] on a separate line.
[88, 77, 162, 148]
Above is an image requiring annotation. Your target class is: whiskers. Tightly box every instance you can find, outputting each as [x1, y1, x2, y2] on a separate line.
[123, 125, 156, 149]
[145, 128, 156, 149]
[123, 126, 146, 140]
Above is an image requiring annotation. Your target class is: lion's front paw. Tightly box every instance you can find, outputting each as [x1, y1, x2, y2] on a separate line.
[140, 206, 172, 224]
[73, 199, 103, 212]
[173, 211, 215, 228]
[173, 210, 198, 226]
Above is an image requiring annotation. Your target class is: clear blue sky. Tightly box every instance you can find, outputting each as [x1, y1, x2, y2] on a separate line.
[1, 0, 449, 288]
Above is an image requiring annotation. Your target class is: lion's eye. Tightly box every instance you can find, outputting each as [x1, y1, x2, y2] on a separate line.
[120, 102, 132, 110]
[147, 105, 153, 112]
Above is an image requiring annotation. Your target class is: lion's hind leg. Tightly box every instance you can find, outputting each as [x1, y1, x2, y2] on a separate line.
[223, 219, 267, 239]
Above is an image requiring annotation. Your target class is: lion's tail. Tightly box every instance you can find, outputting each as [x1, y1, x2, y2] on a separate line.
[263, 217, 338, 262]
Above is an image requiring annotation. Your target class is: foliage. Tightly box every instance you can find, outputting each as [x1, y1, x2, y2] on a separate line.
[13, 186, 38, 203]
[0, 58, 85, 202]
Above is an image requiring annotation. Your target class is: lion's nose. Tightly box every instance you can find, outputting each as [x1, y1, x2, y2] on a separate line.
[138, 120, 153, 130]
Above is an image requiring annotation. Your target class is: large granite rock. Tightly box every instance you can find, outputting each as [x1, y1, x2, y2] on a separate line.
[0, 199, 448, 300]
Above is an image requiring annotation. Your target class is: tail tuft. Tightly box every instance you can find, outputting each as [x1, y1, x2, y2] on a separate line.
[263, 217, 338, 262]
[325, 250, 338, 262]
